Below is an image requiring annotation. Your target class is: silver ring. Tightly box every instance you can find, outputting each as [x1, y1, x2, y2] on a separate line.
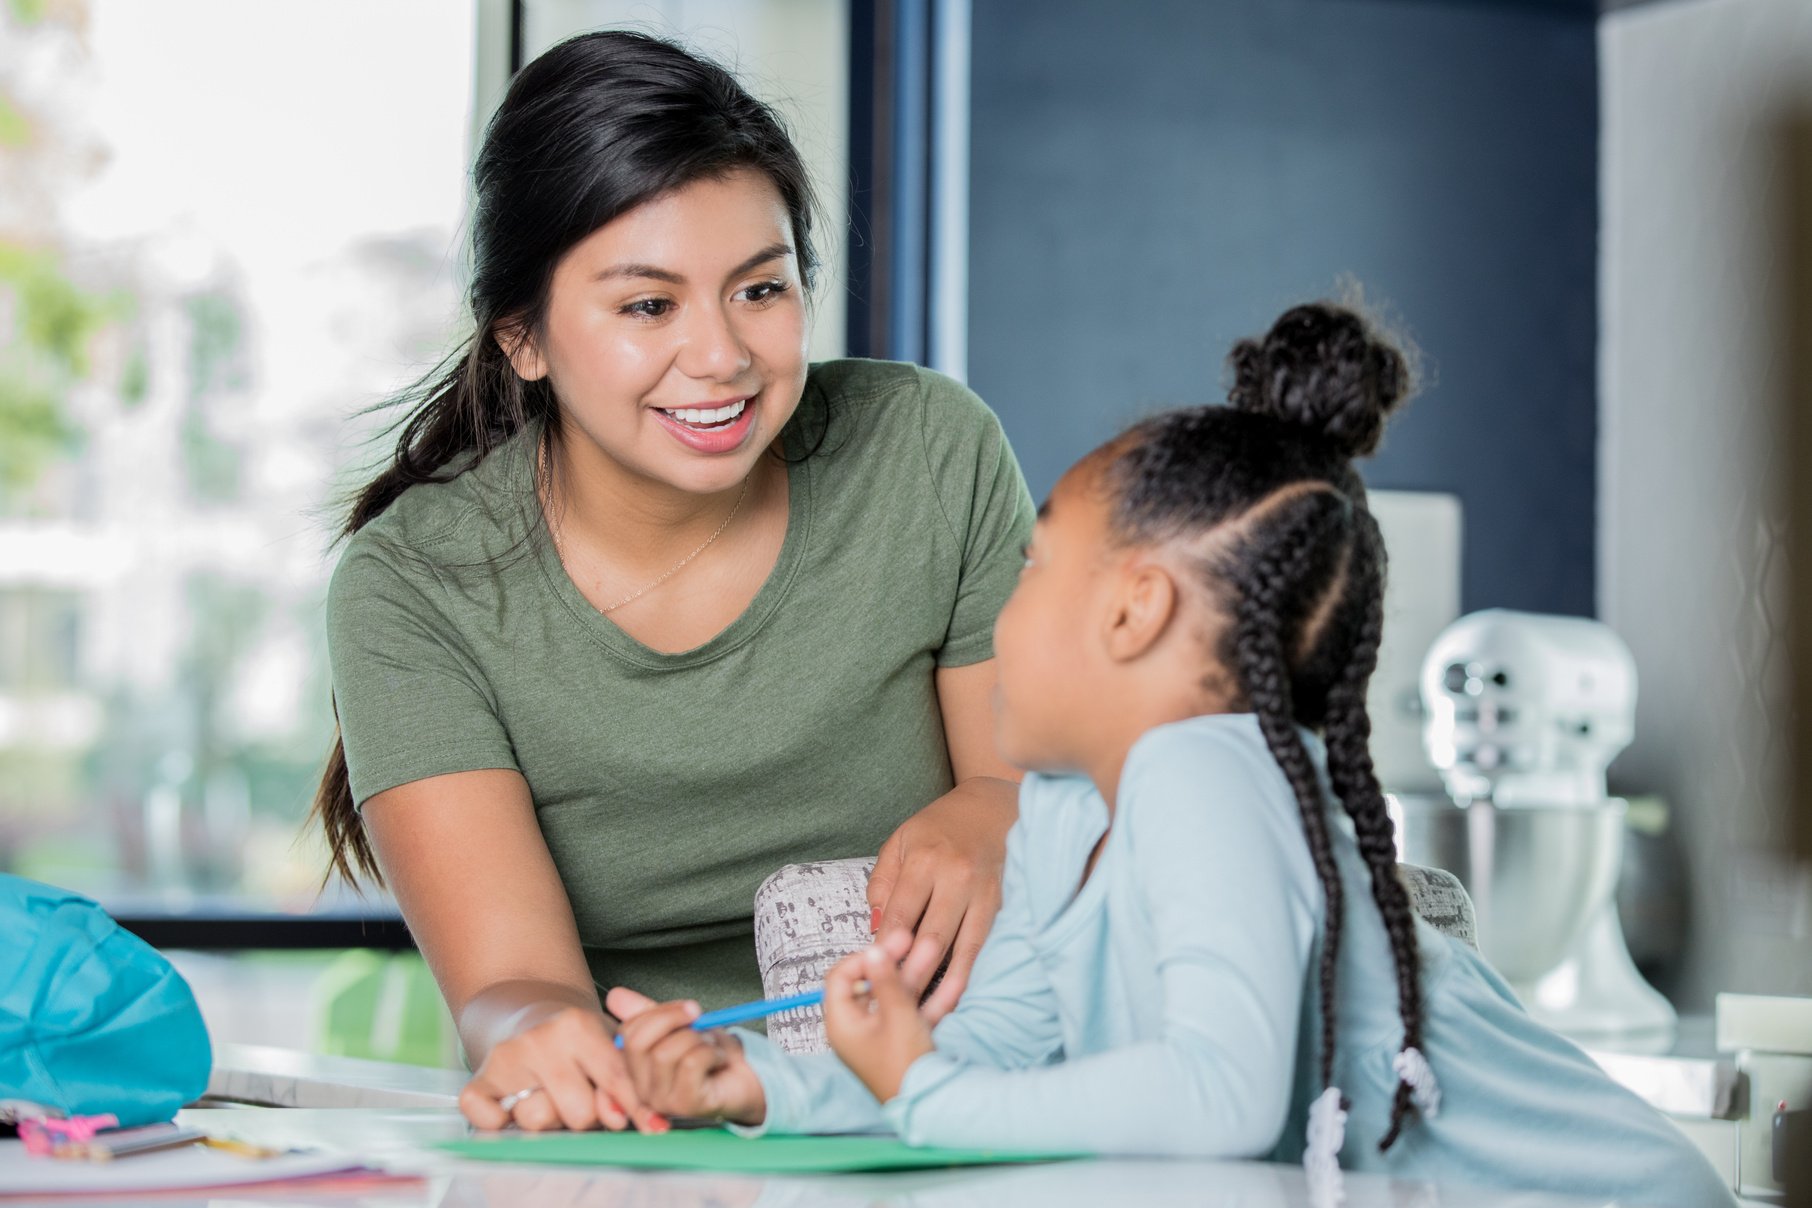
[498, 1087, 541, 1114]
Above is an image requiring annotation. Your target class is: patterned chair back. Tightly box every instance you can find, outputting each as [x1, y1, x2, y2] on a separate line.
[752, 857, 1477, 1055]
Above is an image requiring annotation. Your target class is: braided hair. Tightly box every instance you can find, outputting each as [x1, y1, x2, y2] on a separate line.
[1105, 301, 1426, 1152]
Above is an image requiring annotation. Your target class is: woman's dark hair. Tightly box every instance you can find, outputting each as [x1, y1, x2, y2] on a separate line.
[1106, 300, 1423, 1151]
[310, 30, 821, 887]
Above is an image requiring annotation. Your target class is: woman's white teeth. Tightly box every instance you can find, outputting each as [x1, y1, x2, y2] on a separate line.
[665, 399, 748, 426]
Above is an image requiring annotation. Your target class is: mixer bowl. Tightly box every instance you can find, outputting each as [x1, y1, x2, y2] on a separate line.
[1393, 794, 1626, 984]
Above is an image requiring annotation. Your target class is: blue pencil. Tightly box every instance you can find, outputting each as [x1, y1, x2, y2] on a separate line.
[612, 989, 825, 1048]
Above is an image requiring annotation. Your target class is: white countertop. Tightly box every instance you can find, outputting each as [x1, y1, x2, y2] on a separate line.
[145, 1047, 1639, 1207]
[6, 1107, 1611, 1208]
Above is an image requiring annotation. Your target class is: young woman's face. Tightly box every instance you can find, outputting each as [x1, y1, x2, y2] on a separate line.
[517, 167, 810, 495]
[990, 462, 1116, 773]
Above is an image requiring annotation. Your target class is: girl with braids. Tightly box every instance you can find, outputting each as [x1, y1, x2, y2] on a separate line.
[610, 302, 1733, 1206]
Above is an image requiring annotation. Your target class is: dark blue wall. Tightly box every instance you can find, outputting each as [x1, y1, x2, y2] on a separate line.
[967, 0, 1599, 616]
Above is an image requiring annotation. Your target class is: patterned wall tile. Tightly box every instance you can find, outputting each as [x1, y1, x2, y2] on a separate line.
[1601, 0, 1812, 1004]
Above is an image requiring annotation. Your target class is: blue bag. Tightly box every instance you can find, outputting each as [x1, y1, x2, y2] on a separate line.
[1, 874, 212, 1127]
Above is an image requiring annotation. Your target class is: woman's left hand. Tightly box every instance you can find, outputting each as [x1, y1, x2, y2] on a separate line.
[823, 930, 935, 1102]
[607, 988, 767, 1128]
[867, 775, 1016, 1022]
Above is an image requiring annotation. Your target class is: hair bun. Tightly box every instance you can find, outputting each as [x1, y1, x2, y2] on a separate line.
[1226, 302, 1414, 459]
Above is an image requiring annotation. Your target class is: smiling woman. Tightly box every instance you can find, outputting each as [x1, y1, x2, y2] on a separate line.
[310, 31, 1034, 1137]
[511, 171, 809, 638]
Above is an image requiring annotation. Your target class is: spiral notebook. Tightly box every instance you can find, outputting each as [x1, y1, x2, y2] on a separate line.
[0, 1137, 390, 1197]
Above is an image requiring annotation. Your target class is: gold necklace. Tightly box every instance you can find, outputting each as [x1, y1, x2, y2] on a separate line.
[554, 475, 752, 615]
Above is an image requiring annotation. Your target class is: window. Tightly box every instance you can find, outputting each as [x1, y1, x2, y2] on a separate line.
[1, 0, 854, 927]
[0, 0, 477, 910]
[518, 0, 850, 361]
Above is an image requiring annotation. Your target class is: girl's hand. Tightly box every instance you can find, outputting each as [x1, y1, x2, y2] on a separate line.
[822, 930, 936, 1102]
[606, 987, 767, 1128]
[868, 776, 1015, 1022]
[459, 1003, 643, 1132]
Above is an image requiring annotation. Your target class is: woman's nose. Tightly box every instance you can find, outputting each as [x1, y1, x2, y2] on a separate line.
[676, 301, 752, 381]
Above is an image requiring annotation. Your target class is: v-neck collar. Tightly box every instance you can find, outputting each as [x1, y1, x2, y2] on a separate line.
[527, 406, 817, 671]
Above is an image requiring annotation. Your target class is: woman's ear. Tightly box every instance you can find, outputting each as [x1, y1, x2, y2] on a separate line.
[495, 319, 548, 382]
[1102, 561, 1179, 663]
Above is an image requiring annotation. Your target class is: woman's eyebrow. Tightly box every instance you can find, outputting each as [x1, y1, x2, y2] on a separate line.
[593, 242, 795, 285]
[731, 242, 794, 276]
[595, 262, 684, 285]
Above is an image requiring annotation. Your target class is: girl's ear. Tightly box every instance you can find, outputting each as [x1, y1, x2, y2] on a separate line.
[495, 318, 548, 382]
[1102, 561, 1179, 663]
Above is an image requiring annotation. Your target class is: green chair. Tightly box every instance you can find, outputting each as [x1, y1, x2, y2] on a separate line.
[310, 950, 454, 1068]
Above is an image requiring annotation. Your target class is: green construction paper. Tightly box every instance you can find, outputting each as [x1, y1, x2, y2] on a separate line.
[437, 1128, 1086, 1174]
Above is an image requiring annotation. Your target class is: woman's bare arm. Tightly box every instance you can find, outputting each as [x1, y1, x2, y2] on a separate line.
[361, 768, 650, 1131]
[936, 657, 1022, 784]
[868, 658, 1022, 1020]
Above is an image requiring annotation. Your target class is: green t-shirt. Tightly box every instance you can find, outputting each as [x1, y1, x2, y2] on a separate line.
[325, 359, 1035, 1010]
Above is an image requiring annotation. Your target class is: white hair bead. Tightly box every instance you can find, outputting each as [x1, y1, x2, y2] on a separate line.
[1303, 1084, 1348, 1206]
[1393, 1045, 1442, 1118]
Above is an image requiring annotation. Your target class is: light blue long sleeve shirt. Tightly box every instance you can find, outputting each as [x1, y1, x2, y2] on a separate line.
[737, 714, 1735, 1208]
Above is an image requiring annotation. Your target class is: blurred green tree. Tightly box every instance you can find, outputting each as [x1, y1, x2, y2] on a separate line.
[0, 0, 126, 508]
[0, 242, 122, 504]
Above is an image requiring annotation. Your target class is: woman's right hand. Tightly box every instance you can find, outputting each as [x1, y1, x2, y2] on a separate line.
[357, 769, 652, 1134]
[458, 1002, 655, 1132]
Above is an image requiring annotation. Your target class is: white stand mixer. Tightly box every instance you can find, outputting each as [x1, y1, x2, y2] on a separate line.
[1415, 610, 1676, 1044]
